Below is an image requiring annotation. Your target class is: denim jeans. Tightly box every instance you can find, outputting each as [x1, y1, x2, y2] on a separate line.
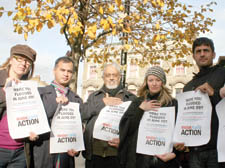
[0, 147, 26, 168]
[189, 149, 219, 168]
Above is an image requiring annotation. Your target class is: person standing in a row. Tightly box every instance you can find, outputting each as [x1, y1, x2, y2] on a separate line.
[29, 57, 84, 168]
[180, 37, 225, 168]
[118, 66, 180, 168]
[83, 63, 136, 168]
[0, 44, 37, 168]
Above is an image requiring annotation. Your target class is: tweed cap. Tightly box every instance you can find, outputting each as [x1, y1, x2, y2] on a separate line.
[10, 44, 36, 62]
[145, 66, 166, 84]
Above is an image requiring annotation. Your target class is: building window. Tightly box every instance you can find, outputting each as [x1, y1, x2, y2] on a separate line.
[88, 65, 97, 79]
[128, 64, 138, 78]
[175, 65, 185, 75]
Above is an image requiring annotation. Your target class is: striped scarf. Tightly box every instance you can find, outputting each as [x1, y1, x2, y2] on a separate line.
[51, 81, 69, 96]
[50, 81, 69, 168]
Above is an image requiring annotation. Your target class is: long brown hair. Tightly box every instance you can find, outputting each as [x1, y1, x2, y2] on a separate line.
[137, 76, 173, 106]
[0, 57, 35, 80]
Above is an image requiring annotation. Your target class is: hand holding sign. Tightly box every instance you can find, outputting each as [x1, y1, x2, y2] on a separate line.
[103, 93, 123, 106]
[139, 100, 161, 111]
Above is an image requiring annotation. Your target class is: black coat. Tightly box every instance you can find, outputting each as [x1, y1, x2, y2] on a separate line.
[118, 95, 180, 168]
[29, 85, 84, 168]
[184, 65, 225, 151]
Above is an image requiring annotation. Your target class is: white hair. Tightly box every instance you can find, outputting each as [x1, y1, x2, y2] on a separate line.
[102, 62, 121, 77]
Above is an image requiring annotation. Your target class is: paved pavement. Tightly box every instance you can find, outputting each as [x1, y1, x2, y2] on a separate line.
[75, 155, 85, 168]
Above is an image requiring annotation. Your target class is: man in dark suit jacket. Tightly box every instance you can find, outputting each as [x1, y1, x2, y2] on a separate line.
[28, 56, 84, 168]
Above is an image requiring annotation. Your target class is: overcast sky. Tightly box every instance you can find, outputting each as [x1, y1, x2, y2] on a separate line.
[0, 0, 225, 84]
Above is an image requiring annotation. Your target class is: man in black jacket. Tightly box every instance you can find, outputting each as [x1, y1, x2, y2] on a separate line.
[182, 37, 225, 168]
[82, 63, 136, 168]
[29, 57, 83, 168]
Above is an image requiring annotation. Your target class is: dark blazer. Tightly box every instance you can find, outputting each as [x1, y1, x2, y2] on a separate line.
[118, 96, 179, 168]
[27, 85, 84, 168]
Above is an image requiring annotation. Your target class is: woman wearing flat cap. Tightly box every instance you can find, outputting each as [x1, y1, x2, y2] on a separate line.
[0, 44, 36, 168]
[118, 66, 181, 168]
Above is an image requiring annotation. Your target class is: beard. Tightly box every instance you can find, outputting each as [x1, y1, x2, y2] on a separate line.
[105, 84, 119, 89]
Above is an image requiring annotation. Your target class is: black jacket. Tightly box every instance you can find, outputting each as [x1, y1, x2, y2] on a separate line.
[82, 86, 136, 160]
[118, 95, 179, 168]
[183, 65, 225, 151]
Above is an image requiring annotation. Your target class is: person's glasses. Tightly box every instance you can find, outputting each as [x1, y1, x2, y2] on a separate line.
[104, 73, 119, 78]
[13, 55, 32, 66]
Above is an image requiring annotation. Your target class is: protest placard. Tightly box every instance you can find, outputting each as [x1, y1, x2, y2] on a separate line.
[50, 102, 84, 153]
[173, 91, 212, 146]
[93, 101, 131, 141]
[5, 81, 50, 139]
[136, 107, 175, 155]
[216, 98, 225, 162]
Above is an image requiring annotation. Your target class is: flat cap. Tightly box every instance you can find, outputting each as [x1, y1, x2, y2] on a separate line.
[10, 44, 36, 62]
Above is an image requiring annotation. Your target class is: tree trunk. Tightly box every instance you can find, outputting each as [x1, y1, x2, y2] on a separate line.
[69, 51, 81, 93]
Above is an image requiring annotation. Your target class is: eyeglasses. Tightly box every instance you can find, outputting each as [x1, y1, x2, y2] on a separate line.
[13, 55, 32, 66]
[104, 73, 119, 78]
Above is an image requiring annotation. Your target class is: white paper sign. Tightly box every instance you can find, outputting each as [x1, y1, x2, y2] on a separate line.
[136, 107, 175, 155]
[93, 101, 132, 141]
[50, 102, 85, 154]
[216, 98, 225, 162]
[5, 81, 50, 139]
[173, 91, 212, 146]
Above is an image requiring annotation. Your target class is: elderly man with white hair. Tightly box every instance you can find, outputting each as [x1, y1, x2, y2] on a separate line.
[82, 62, 136, 168]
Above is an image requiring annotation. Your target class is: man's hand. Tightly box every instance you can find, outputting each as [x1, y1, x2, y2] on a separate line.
[174, 143, 186, 151]
[220, 86, 225, 98]
[67, 149, 79, 157]
[139, 100, 161, 111]
[29, 132, 39, 141]
[195, 82, 214, 96]
[156, 153, 176, 162]
[56, 95, 69, 105]
[103, 93, 122, 106]
[108, 138, 120, 148]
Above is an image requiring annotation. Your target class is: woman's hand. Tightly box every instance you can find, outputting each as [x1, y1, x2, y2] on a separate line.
[139, 100, 161, 111]
[4, 77, 20, 89]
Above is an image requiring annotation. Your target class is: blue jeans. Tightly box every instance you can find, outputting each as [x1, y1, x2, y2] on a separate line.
[189, 149, 219, 168]
[0, 147, 26, 168]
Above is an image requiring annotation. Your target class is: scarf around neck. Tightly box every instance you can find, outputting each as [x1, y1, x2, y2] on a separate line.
[51, 81, 69, 96]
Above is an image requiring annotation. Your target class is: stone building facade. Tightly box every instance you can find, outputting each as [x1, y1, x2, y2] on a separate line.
[80, 48, 199, 101]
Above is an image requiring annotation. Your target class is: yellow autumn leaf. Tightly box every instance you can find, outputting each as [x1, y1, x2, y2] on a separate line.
[99, 6, 104, 15]
[47, 20, 54, 28]
[109, 5, 114, 13]
[46, 13, 52, 20]
[119, 5, 124, 11]
[134, 39, 138, 44]
[143, 0, 148, 5]
[153, 34, 160, 41]
[107, 16, 113, 25]
[124, 44, 131, 50]
[155, 23, 160, 30]
[88, 31, 96, 39]
[8, 11, 13, 16]
[24, 33, 28, 40]
[177, 22, 183, 28]
[115, 0, 121, 6]
[112, 28, 116, 35]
